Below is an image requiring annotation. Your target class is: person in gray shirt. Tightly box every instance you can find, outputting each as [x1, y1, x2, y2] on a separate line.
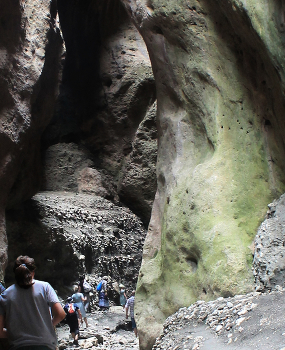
[0, 255, 66, 350]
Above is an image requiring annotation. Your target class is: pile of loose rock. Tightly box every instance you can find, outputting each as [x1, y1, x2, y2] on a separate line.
[253, 195, 285, 292]
[153, 292, 261, 349]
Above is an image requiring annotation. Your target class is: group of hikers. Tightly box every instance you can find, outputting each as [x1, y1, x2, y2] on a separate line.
[0, 255, 137, 349]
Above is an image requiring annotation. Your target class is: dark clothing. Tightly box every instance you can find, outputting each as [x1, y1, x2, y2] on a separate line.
[131, 317, 136, 330]
[63, 303, 80, 334]
[0, 283, 5, 295]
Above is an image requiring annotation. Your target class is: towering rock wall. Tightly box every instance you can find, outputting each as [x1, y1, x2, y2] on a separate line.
[44, 0, 157, 225]
[0, 0, 63, 278]
[2, 1, 285, 349]
[2, 0, 156, 300]
[120, 0, 285, 348]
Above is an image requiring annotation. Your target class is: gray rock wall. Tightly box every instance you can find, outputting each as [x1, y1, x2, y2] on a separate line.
[2, 1, 285, 349]
[253, 194, 285, 291]
[44, 0, 157, 225]
[2, 0, 156, 305]
[0, 0, 63, 278]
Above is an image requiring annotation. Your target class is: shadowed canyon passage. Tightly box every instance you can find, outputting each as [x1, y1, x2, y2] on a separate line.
[1, 0, 157, 290]
[1, 0, 285, 349]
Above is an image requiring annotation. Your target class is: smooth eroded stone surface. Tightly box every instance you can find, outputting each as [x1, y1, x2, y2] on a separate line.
[120, 0, 285, 347]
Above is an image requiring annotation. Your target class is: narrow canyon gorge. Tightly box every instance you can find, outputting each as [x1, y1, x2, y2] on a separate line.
[1, 0, 285, 349]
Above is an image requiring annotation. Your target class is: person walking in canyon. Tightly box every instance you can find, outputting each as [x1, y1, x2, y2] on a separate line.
[72, 285, 88, 328]
[98, 276, 109, 310]
[63, 297, 82, 346]
[78, 275, 92, 312]
[125, 290, 137, 337]
[0, 255, 66, 349]
[119, 284, 127, 308]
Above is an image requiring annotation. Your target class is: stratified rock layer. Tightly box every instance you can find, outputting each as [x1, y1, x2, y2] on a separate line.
[5, 192, 146, 295]
[120, 0, 285, 347]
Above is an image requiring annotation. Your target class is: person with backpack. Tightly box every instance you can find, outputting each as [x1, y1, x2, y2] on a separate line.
[97, 276, 109, 310]
[63, 297, 82, 346]
[0, 255, 66, 349]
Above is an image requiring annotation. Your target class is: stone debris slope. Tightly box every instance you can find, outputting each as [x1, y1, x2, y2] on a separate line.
[153, 289, 285, 350]
[6, 191, 146, 293]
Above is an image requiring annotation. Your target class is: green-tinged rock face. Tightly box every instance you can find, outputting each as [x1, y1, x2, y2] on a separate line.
[121, 0, 285, 348]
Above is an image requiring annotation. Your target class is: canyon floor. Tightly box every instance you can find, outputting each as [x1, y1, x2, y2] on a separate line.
[57, 306, 139, 350]
[57, 289, 285, 350]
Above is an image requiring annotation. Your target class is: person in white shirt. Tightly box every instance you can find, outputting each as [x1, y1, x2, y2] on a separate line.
[125, 290, 137, 337]
[0, 255, 66, 350]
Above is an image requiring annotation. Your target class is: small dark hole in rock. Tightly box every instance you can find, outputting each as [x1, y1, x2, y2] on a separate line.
[264, 119, 271, 126]
[153, 26, 163, 35]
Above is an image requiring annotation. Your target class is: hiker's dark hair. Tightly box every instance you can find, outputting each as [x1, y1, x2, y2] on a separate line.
[13, 256, 36, 289]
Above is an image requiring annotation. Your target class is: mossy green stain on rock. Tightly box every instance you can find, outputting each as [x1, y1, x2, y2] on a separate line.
[155, 111, 276, 303]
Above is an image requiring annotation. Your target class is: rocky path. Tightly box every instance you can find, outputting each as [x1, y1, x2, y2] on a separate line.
[56, 289, 285, 350]
[57, 306, 139, 350]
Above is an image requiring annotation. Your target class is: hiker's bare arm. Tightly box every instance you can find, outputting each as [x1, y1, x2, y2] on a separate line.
[52, 303, 66, 326]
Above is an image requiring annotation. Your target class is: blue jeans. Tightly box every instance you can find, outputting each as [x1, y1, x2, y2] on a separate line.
[131, 317, 136, 329]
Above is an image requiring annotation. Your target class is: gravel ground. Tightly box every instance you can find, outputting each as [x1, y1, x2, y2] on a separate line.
[56, 306, 139, 350]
